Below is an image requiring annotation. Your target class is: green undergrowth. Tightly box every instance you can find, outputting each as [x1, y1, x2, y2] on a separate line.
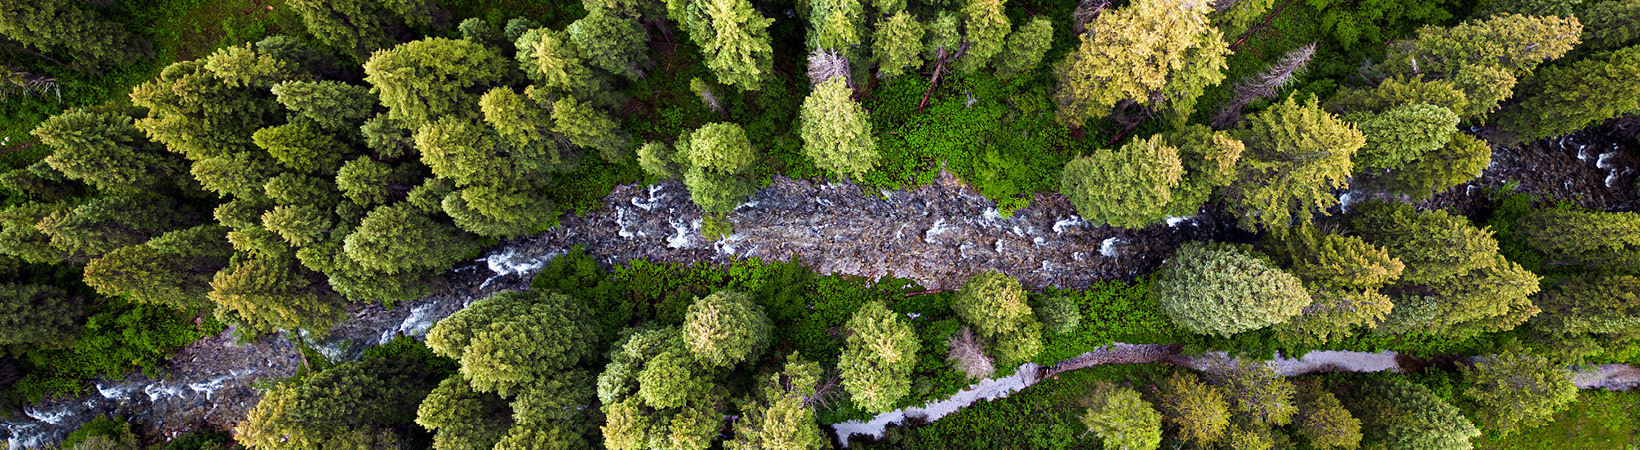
[7, 300, 223, 402]
[1474, 389, 1640, 450]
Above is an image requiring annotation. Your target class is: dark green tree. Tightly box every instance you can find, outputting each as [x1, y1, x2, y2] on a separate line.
[416, 376, 515, 450]
[1498, 45, 1640, 142]
[1294, 384, 1362, 450]
[1531, 274, 1640, 336]
[343, 204, 480, 275]
[992, 17, 1052, 80]
[426, 290, 600, 396]
[364, 38, 513, 129]
[33, 109, 187, 192]
[35, 195, 194, 261]
[569, 11, 653, 80]
[1351, 201, 1499, 284]
[0, 0, 148, 66]
[240, 351, 447, 449]
[82, 225, 232, 310]
[952, 270, 1043, 366]
[1203, 358, 1298, 426]
[1347, 379, 1480, 450]
[0, 282, 81, 346]
[1348, 103, 1460, 171]
[1516, 208, 1640, 270]
[271, 81, 382, 131]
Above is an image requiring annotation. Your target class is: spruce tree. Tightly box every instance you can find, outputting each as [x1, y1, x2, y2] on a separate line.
[1153, 371, 1231, 447]
[0, 282, 81, 346]
[1153, 242, 1311, 337]
[1349, 103, 1460, 171]
[568, 11, 653, 80]
[83, 225, 232, 310]
[1060, 135, 1185, 228]
[1348, 379, 1480, 450]
[800, 78, 879, 181]
[957, 0, 1011, 74]
[1223, 97, 1363, 231]
[1053, 0, 1227, 126]
[872, 12, 925, 79]
[1081, 382, 1163, 450]
[426, 290, 600, 396]
[1497, 45, 1640, 142]
[1389, 133, 1492, 200]
[1462, 350, 1578, 435]
[0, 0, 149, 67]
[682, 290, 772, 368]
[839, 301, 920, 413]
[33, 109, 187, 192]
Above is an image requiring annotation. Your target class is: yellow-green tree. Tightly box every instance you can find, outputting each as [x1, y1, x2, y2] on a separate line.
[1053, 0, 1227, 126]
[1060, 135, 1184, 228]
[839, 301, 920, 413]
[800, 78, 879, 180]
[1223, 97, 1363, 231]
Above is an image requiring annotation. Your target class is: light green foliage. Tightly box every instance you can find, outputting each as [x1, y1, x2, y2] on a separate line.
[1159, 124, 1245, 217]
[1081, 382, 1163, 450]
[515, 27, 606, 102]
[426, 290, 599, 396]
[1381, 254, 1541, 336]
[1266, 224, 1405, 291]
[442, 185, 556, 238]
[728, 354, 828, 450]
[287, 0, 407, 58]
[952, 270, 1043, 366]
[271, 81, 381, 131]
[480, 85, 575, 171]
[335, 157, 415, 206]
[33, 109, 185, 192]
[569, 11, 653, 80]
[1463, 350, 1579, 434]
[1349, 103, 1460, 171]
[1351, 201, 1499, 284]
[1379, 14, 1582, 78]
[131, 60, 284, 161]
[0, 0, 146, 66]
[872, 12, 925, 79]
[262, 205, 334, 247]
[1275, 288, 1396, 347]
[264, 173, 340, 207]
[253, 121, 353, 173]
[1295, 384, 1362, 450]
[957, 0, 1011, 74]
[1059, 135, 1185, 228]
[1498, 45, 1640, 142]
[1225, 97, 1364, 231]
[677, 0, 775, 90]
[683, 122, 756, 174]
[0, 283, 82, 346]
[810, 0, 865, 51]
[415, 117, 512, 187]
[1153, 242, 1311, 337]
[1153, 371, 1231, 446]
[1324, 76, 1471, 118]
[364, 38, 513, 129]
[83, 225, 232, 310]
[208, 254, 342, 336]
[1449, 65, 1519, 121]
[840, 301, 920, 413]
[553, 96, 631, 162]
[993, 18, 1052, 80]
[1531, 274, 1640, 336]
[35, 195, 193, 260]
[1204, 358, 1298, 426]
[639, 141, 682, 180]
[1578, 0, 1640, 49]
[362, 114, 416, 158]
[416, 377, 514, 450]
[1350, 379, 1481, 450]
[191, 152, 283, 200]
[682, 290, 772, 367]
[1211, 0, 1277, 39]
[1036, 295, 1081, 334]
[924, 11, 962, 63]
[1516, 208, 1640, 269]
[599, 327, 726, 450]
[343, 204, 481, 275]
[1052, 0, 1226, 126]
[800, 78, 879, 181]
[239, 352, 444, 449]
[1389, 133, 1492, 200]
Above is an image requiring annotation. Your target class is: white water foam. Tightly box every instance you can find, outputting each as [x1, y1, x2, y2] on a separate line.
[1099, 237, 1123, 257]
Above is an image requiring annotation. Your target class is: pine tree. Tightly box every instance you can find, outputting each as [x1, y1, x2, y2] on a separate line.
[239, 351, 446, 449]
[872, 12, 925, 79]
[286, 0, 411, 59]
[727, 354, 828, 450]
[1060, 135, 1185, 228]
[1388, 133, 1492, 200]
[426, 290, 600, 396]
[568, 11, 653, 80]
[1530, 274, 1640, 336]
[673, 0, 775, 91]
[208, 254, 343, 335]
[552, 96, 631, 162]
[1053, 0, 1227, 126]
[1349, 103, 1460, 171]
[1348, 379, 1480, 450]
[992, 17, 1051, 80]
[1153, 242, 1311, 337]
[514, 27, 611, 103]
[1380, 255, 1540, 337]
[0, 283, 81, 346]
[839, 301, 920, 413]
[1294, 383, 1362, 450]
[1578, 0, 1640, 50]
[952, 270, 1043, 366]
[131, 60, 286, 161]
[0, 0, 149, 67]
[800, 78, 879, 181]
[1081, 381, 1163, 450]
[1516, 208, 1640, 270]
[1376, 14, 1583, 79]
[363, 37, 513, 129]
[253, 120, 356, 174]
[271, 81, 382, 131]
[1153, 371, 1231, 446]
[342, 204, 482, 275]
[1203, 358, 1298, 426]
[83, 225, 233, 310]
[1265, 224, 1405, 291]
[416, 376, 515, 450]
[1224, 97, 1363, 231]
[1351, 201, 1500, 284]
[1497, 45, 1640, 142]
[957, 0, 1011, 74]
[1462, 350, 1578, 435]
[924, 11, 961, 66]
[682, 290, 772, 367]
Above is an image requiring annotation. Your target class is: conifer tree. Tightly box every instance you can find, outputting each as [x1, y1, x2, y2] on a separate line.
[417, 376, 515, 450]
[872, 12, 925, 79]
[1516, 208, 1640, 270]
[957, 0, 1011, 74]
[271, 81, 382, 131]
[1497, 45, 1640, 142]
[1223, 97, 1363, 231]
[427, 290, 600, 396]
[993, 18, 1053, 80]
[239, 351, 446, 449]
[1153, 371, 1231, 447]
[727, 354, 828, 450]
[1349, 103, 1460, 171]
[342, 204, 481, 275]
[1530, 274, 1640, 336]
[1158, 124, 1245, 217]
[1053, 0, 1227, 126]
[1294, 384, 1362, 450]
[952, 270, 1043, 366]
[801, 78, 879, 181]
[672, 0, 775, 91]
[36, 195, 195, 260]
[1389, 133, 1492, 200]
[1081, 381, 1163, 450]
[33, 109, 188, 192]
[1060, 135, 1185, 228]
[1153, 242, 1311, 337]
[1351, 201, 1499, 284]
[682, 290, 772, 367]
[1578, 0, 1640, 50]
[0, 282, 81, 346]
[924, 11, 961, 66]
[1204, 358, 1298, 426]
[839, 301, 920, 413]
[568, 11, 653, 80]
[0, 0, 149, 67]
[208, 254, 344, 335]
[1348, 379, 1480, 450]
[364, 38, 513, 129]
[83, 225, 233, 310]
[1462, 350, 1578, 435]
[286, 0, 413, 59]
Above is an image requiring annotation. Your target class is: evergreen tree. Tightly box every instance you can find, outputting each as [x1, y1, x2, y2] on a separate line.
[598, 326, 726, 450]
[1060, 135, 1185, 228]
[83, 225, 232, 310]
[253, 120, 355, 174]
[36, 195, 194, 261]
[872, 12, 925, 79]
[208, 254, 344, 335]
[552, 96, 631, 162]
[952, 270, 1043, 366]
[1036, 294, 1081, 335]
[1381, 255, 1541, 337]
[1578, 0, 1640, 50]
[131, 60, 286, 161]
[675, 123, 759, 216]
[1497, 45, 1640, 142]
[1294, 384, 1362, 450]
[568, 11, 653, 80]
[924, 11, 962, 66]
[800, 78, 879, 181]
[271, 81, 382, 131]
[239, 351, 446, 449]
[673, 0, 775, 91]
[1530, 274, 1640, 336]
[1516, 208, 1640, 270]
[1153, 242, 1311, 337]
[286, 0, 412, 59]
[1462, 350, 1578, 435]
[1324, 76, 1471, 118]
[1265, 224, 1405, 291]
[1347, 379, 1480, 450]
[957, 0, 1011, 74]
[1372, 14, 1582, 120]
[1349, 103, 1460, 171]
[364, 38, 514, 129]
[992, 17, 1052, 80]
[1053, 0, 1227, 126]
[33, 109, 187, 192]
[1224, 97, 1363, 231]
[1158, 124, 1245, 217]
[514, 27, 612, 103]
[1351, 201, 1500, 284]
[1153, 371, 1231, 446]
[1389, 133, 1492, 200]
[1081, 381, 1163, 450]
[727, 353, 828, 450]
[839, 301, 920, 413]
[1203, 358, 1298, 426]
[427, 289, 600, 396]
[0, 282, 81, 346]
[682, 290, 772, 367]
[342, 204, 481, 275]
[809, 0, 865, 53]
[0, 0, 149, 66]
[416, 376, 515, 450]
